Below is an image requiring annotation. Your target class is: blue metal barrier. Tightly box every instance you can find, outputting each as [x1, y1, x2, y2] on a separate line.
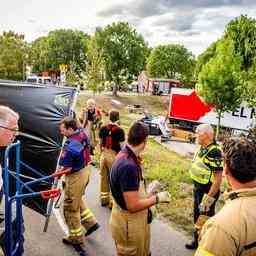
[3, 141, 62, 256]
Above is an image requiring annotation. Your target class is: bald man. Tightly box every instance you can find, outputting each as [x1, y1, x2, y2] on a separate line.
[185, 124, 223, 250]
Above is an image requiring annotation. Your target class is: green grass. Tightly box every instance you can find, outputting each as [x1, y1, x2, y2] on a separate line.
[143, 138, 193, 233]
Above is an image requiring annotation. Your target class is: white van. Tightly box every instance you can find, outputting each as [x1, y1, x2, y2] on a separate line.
[26, 76, 52, 84]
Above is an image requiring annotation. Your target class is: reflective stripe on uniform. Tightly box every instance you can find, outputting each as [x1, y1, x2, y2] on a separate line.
[81, 208, 94, 221]
[101, 192, 109, 200]
[189, 160, 213, 184]
[69, 226, 83, 237]
[195, 246, 215, 256]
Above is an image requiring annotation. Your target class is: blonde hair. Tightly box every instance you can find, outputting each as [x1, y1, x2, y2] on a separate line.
[86, 99, 96, 108]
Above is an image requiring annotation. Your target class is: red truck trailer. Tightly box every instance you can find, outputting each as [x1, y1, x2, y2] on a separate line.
[168, 88, 255, 131]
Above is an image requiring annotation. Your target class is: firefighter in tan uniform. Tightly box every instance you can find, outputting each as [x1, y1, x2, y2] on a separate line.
[99, 110, 125, 207]
[109, 121, 171, 256]
[195, 137, 256, 256]
[58, 117, 100, 254]
[83, 99, 102, 155]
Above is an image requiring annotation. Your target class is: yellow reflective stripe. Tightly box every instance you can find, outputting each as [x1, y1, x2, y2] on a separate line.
[81, 208, 94, 220]
[70, 227, 83, 236]
[195, 246, 214, 256]
[189, 160, 212, 184]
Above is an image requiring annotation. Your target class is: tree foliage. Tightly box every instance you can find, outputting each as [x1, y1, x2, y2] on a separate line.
[197, 39, 242, 136]
[146, 44, 195, 87]
[93, 22, 149, 95]
[225, 15, 256, 71]
[197, 15, 256, 109]
[0, 31, 28, 81]
[84, 36, 105, 93]
[194, 41, 217, 78]
[29, 29, 89, 78]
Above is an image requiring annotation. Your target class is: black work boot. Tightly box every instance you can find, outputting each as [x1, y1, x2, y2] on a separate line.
[84, 223, 100, 237]
[62, 238, 87, 256]
[185, 230, 198, 250]
[185, 240, 198, 250]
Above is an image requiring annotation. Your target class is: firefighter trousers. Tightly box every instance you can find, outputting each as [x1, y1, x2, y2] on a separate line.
[99, 149, 116, 206]
[110, 181, 150, 256]
[87, 122, 97, 149]
[64, 166, 97, 244]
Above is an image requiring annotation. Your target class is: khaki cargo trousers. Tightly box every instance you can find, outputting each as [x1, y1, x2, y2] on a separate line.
[100, 148, 116, 206]
[110, 181, 150, 256]
[64, 166, 97, 244]
[87, 122, 97, 148]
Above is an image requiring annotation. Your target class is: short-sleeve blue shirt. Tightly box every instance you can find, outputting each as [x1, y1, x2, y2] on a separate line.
[59, 136, 85, 173]
[109, 145, 142, 210]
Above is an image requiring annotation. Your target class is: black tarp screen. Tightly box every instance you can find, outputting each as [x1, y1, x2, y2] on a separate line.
[0, 81, 77, 215]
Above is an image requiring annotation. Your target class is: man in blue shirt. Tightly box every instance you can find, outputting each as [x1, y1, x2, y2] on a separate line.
[109, 121, 171, 256]
[58, 117, 99, 251]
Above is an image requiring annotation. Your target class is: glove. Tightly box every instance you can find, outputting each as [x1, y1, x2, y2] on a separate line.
[156, 191, 171, 203]
[146, 180, 162, 195]
[199, 194, 215, 213]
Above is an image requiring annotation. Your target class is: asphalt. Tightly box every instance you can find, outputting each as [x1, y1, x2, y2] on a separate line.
[22, 167, 194, 256]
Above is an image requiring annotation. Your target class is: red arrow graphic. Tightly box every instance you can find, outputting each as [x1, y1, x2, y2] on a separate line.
[170, 91, 213, 121]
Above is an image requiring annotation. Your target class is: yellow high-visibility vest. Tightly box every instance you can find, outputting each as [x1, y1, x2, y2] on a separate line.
[189, 144, 222, 185]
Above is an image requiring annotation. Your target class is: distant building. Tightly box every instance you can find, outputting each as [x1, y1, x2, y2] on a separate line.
[138, 71, 182, 95]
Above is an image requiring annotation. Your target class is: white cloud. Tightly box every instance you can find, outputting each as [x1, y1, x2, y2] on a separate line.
[0, 0, 255, 56]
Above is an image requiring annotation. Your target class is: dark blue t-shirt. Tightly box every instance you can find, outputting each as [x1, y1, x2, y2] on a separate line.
[109, 145, 141, 210]
[59, 136, 85, 173]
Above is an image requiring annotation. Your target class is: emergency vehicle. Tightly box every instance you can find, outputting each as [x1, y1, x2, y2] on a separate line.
[169, 88, 255, 131]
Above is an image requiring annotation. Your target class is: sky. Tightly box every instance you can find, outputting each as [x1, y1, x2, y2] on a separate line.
[1, 0, 256, 56]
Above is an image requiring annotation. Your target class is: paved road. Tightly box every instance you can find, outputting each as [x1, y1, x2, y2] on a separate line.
[24, 169, 193, 256]
[154, 136, 198, 158]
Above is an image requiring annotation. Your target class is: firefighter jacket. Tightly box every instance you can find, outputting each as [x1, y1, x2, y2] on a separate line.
[195, 188, 256, 256]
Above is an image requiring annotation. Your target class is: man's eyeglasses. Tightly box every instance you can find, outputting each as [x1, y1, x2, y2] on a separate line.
[0, 125, 19, 132]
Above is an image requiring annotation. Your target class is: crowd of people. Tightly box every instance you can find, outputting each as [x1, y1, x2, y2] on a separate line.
[0, 100, 256, 256]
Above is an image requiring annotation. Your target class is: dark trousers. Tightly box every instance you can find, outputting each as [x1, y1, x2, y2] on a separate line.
[192, 182, 220, 242]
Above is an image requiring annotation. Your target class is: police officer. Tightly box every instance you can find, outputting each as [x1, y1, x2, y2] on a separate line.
[186, 124, 223, 250]
[58, 117, 99, 250]
[99, 110, 125, 207]
[195, 137, 256, 256]
[109, 121, 171, 256]
[83, 99, 102, 154]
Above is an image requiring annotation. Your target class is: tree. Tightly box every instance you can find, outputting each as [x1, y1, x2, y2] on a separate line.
[29, 29, 89, 80]
[241, 64, 256, 107]
[93, 22, 149, 96]
[146, 44, 195, 87]
[47, 29, 89, 72]
[194, 41, 218, 78]
[0, 31, 28, 81]
[197, 39, 242, 138]
[84, 36, 105, 93]
[225, 15, 256, 108]
[225, 15, 256, 71]
[29, 36, 49, 73]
